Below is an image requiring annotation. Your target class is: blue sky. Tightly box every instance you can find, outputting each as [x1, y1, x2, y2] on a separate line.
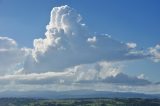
[0, 0, 160, 93]
[1, 0, 160, 48]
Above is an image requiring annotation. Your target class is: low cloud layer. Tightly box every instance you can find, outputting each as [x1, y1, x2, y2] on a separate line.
[0, 5, 159, 94]
[0, 62, 149, 86]
[0, 61, 158, 93]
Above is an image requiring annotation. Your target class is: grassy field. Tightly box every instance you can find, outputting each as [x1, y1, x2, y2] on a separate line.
[0, 98, 159, 106]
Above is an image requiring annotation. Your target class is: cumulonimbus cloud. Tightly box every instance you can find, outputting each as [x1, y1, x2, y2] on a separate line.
[22, 5, 148, 73]
[0, 5, 150, 74]
[0, 5, 159, 93]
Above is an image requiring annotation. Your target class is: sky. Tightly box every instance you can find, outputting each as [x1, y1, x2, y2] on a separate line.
[0, 0, 160, 94]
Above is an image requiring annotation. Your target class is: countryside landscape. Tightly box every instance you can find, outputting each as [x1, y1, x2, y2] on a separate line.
[0, 0, 160, 105]
[0, 98, 160, 106]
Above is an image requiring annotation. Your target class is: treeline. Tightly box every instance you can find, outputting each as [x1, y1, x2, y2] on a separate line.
[0, 98, 159, 106]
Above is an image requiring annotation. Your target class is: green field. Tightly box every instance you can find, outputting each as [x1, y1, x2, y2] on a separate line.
[0, 98, 159, 106]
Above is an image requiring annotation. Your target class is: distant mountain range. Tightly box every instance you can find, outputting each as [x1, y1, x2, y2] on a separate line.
[0, 90, 160, 99]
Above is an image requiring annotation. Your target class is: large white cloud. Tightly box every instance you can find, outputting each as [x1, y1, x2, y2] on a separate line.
[23, 5, 147, 73]
[0, 5, 159, 94]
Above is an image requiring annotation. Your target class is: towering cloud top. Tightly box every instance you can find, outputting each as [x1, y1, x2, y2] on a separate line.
[33, 5, 86, 54]
[47, 5, 84, 35]
[22, 5, 148, 73]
